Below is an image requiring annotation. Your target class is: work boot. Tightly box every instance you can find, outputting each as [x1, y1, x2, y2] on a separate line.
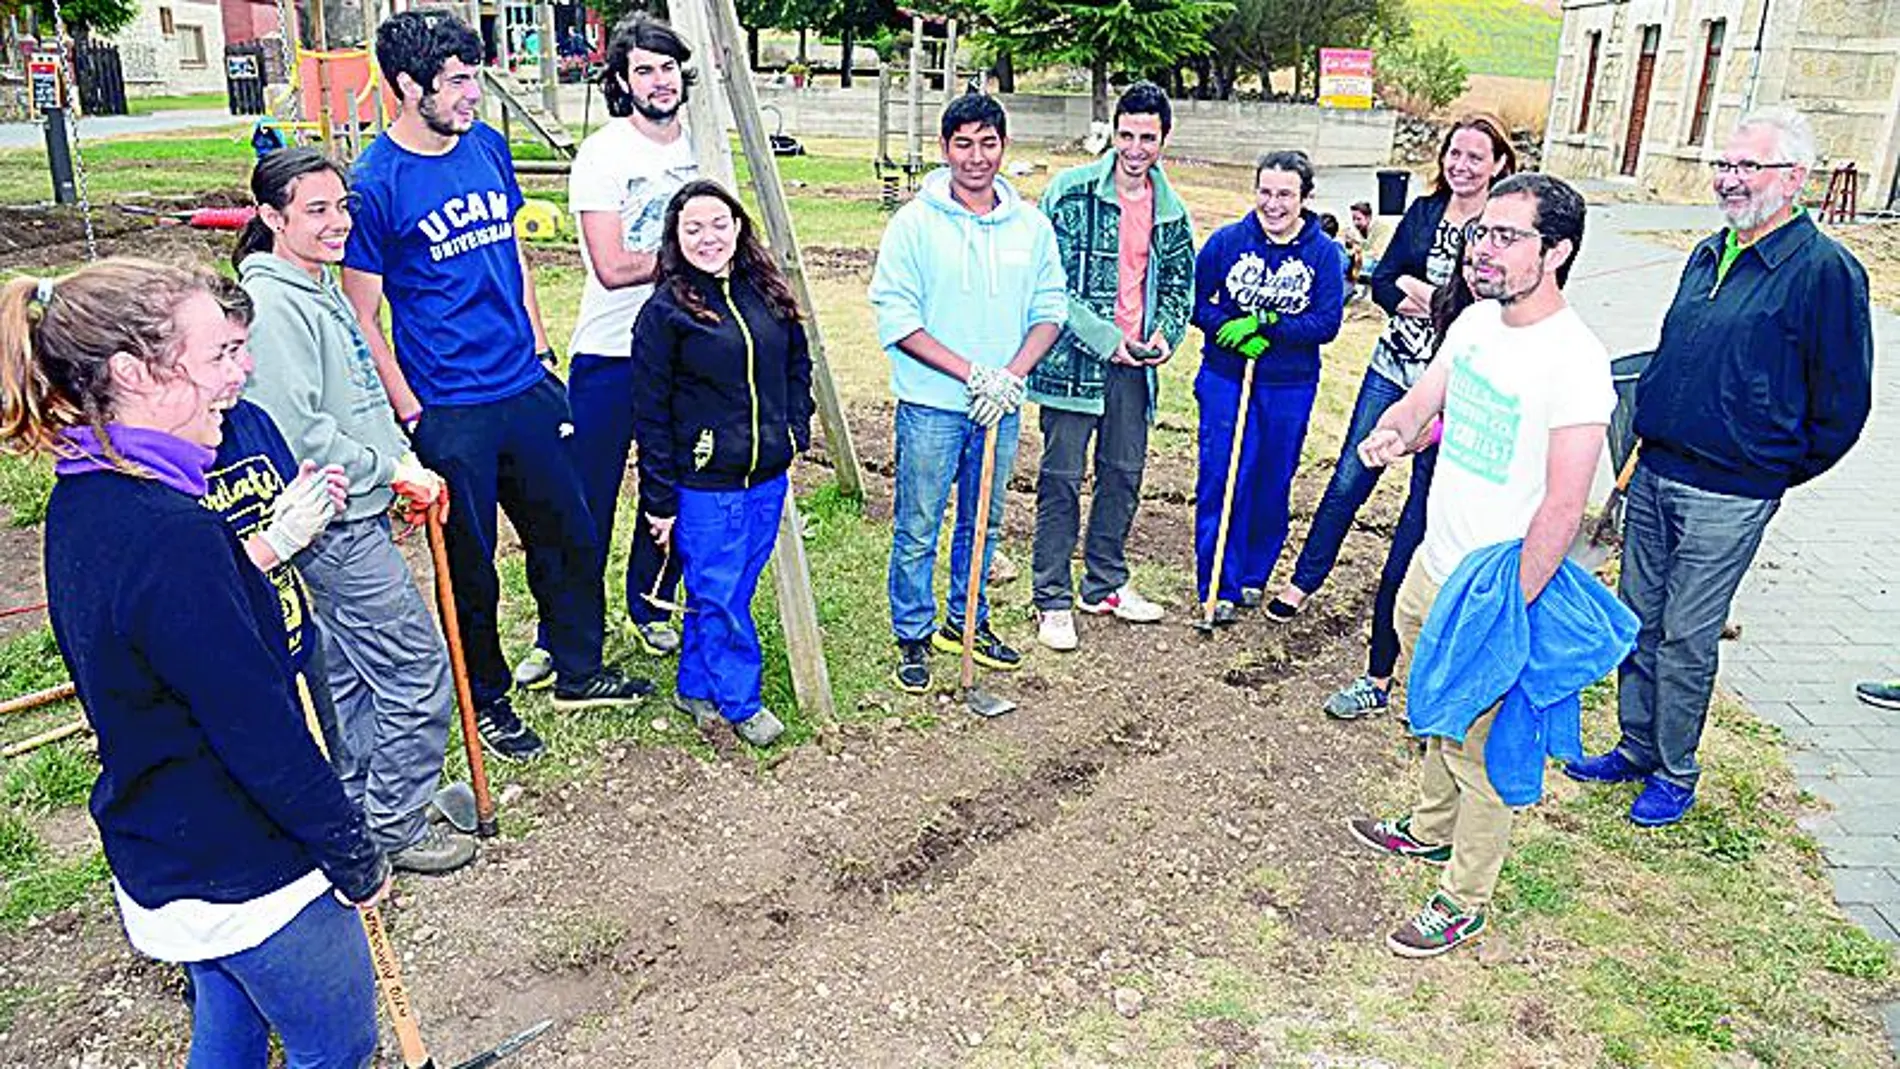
[552, 667, 655, 711]
[388, 823, 477, 876]
[672, 692, 723, 732]
[933, 621, 1023, 670]
[476, 696, 546, 763]
[635, 620, 681, 657]
[1563, 750, 1648, 784]
[1630, 777, 1696, 827]
[893, 639, 932, 694]
[1037, 609, 1079, 652]
[1386, 891, 1486, 958]
[1079, 585, 1165, 624]
[511, 647, 554, 691]
[734, 708, 785, 747]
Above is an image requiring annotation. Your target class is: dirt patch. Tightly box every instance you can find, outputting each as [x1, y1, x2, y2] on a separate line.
[0, 206, 238, 273]
[803, 244, 877, 280]
[1634, 218, 1900, 312]
[0, 523, 46, 642]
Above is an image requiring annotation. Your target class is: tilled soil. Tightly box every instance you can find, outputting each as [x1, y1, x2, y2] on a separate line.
[0, 404, 1425, 1068]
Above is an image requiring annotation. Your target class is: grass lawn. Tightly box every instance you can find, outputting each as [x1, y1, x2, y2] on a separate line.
[125, 92, 232, 116]
[1412, 0, 1563, 80]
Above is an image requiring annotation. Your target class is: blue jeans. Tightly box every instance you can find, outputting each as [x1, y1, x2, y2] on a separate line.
[1193, 368, 1317, 603]
[1287, 367, 1436, 679]
[889, 402, 1020, 642]
[676, 475, 788, 723]
[183, 894, 376, 1068]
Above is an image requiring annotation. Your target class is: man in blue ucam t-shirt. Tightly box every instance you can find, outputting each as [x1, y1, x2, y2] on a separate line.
[343, 11, 651, 763]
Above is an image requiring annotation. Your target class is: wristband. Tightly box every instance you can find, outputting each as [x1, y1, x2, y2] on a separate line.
[537, 348, 557, 367]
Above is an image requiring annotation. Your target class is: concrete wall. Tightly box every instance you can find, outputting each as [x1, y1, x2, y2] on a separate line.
[110, 0, 229, 95]
[754, 84, 1397, 168]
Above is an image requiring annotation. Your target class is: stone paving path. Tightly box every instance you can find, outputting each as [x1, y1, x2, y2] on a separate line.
[0, 109, 240, 152]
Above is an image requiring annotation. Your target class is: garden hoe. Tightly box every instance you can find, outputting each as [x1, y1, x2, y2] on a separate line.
[294, 677, 552, 1069]
[425, 501, 500, 839]
[960, 422, 1017, 719]
[1569, 446, 1641, 573]
[1196, 358, 1257, 637]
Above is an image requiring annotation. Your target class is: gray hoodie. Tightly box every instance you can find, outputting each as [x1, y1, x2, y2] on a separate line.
[239, 252, 406, 521]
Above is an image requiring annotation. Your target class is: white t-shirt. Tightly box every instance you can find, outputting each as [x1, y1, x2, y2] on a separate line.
[566, 120, 699, 357]
[114, 869, 330, 963]
[1417, 299, 1616, 583]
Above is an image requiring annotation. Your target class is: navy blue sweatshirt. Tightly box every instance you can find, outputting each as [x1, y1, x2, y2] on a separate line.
[1635, 211, 1873, 498]
[1191, 209, 1345, 386]
[204, 400, 316, 670]
[45, 469, 384, 909]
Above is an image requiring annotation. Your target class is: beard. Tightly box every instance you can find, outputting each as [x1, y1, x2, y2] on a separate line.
[1720, 186, 1792, 233]
[1475, 259, 1544, 306]
[632, 81, 688, 123]
[418, 92, 470, 137]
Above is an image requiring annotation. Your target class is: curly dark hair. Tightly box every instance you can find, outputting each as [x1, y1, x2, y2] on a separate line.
[600, 14, 695, 119]
[657, 179, 801, 326]
[374, 9, 483, 102]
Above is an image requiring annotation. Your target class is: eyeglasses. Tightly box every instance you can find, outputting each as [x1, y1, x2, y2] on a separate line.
[1709, 159, 1798, 175]
[1466, 223, 1542, 250]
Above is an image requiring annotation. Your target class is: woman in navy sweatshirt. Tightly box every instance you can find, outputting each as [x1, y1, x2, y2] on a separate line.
[0, 259, 387, 1067]
[631, 180, 814, 749]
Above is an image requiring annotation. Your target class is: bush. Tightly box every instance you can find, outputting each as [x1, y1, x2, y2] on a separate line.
[1379, 38, 1469, 116]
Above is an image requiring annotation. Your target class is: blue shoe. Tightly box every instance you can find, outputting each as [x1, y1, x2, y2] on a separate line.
[1630, 777, 1696, 827]
[1563, 750, 1648, 784]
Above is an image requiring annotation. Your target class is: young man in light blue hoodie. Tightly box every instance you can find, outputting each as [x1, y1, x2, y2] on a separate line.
[869, 93, 1068, 695]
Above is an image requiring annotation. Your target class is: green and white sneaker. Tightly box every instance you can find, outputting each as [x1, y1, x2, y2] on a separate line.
[1854, 680, 1900, 710]
[1346, 815, 1451, 867]
[1324, 676, 1391, 720]
[1386, 891, 1486, 958]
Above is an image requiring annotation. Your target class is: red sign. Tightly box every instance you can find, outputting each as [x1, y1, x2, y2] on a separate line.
[1319, 48, 1375, 109]
[29, 52, 62, 113]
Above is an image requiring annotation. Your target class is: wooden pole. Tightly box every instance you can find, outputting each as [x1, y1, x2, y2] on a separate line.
[537, 0, 558, 119]
[943, 17, 956, 105]
[875, 60, 889, 165]
[311, 0, 334, 152]
[0, 682, 75, 717]
[905, 14, 922, 177]
[3, 719, 88, 759]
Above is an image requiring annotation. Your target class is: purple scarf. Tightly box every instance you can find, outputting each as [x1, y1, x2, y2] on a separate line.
[54, 424, 215, 498]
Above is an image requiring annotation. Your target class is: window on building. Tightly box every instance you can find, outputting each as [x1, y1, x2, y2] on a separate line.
[1688, 19, 1726, 146]
[158, 6, 175, 34]
[178, 24, 207, 67]
[1576, 30, 1601, 134]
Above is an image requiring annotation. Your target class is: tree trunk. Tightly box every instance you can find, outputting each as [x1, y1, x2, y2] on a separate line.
[798, 27, 808, 63]
[995, 48, 1015, 93]
[1291, 34, 1304, 99]
[1090, 56, 1108, 121]
[1258, 62, 1272, 98]
[840, 25, 853, 87]
[747, 26, 759, 71]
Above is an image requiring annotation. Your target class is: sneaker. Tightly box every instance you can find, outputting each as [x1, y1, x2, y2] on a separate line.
[1037, 609, 1079, 652]
[1630, 777, 1696, 827]
[1854, 680, 1900, 710]
[1264, 596, 1302, 623]
[476, 697, 547, 763]
[893, 640, 932, 694]
[1079, 585, 1165, 624]
[1211, 600, 1240, 627]
[388, 822, 477, 876]
[1563, 750, 1649, 784]
[1238, 587, 1265, 611]
[932, 621, 1024, 671]
[511, 647, 554, 691]
[634, 620, 681, 657]
[988, 548, 1020, 584]
[1386, 891, 1486, 958]
[1324, 676, 1390, 720]
[734, 708, 785, 747]
[672, 692, 724, 732]
[551, 667, 656, 711]
[1346, 815, 1451, 866]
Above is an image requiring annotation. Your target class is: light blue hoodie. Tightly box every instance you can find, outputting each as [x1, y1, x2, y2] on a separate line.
[868, 168, 1068, 413]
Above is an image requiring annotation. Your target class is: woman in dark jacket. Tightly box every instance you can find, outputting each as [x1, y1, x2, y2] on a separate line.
[0, 258, 386, 1066]
[1269, 113, 1515, 720]
[631, 179, 815, 749]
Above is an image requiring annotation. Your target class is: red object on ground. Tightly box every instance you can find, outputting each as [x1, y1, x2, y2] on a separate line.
[186, 207, 258, 230]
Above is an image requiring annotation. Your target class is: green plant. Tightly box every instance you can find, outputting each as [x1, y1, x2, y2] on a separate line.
[1379, 36, 1469, 115]
[0, 453, 53, 527]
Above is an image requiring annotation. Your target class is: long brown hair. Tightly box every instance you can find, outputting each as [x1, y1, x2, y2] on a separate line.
[0, 258, 219, 460]
[656, 179, 801, 325]
[1432, 112, 1518, 197]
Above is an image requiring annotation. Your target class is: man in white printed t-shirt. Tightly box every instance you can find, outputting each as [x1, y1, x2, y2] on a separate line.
[516, 13, 700, 690]
[1344, 173, 1615, 958]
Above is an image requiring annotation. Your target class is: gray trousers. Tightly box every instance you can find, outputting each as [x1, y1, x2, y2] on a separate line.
[1032, 364, 1151, 611]
[1614, 462, 1779, 790]
[300, 514, 455, 852]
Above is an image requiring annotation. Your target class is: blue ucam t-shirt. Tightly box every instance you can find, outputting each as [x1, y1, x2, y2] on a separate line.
[203, 400, 316, 670]
[344, 122, 543, 408]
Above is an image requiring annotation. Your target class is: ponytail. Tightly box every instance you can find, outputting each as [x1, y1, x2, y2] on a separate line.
[234, 146, 349, 270]
[0, 276, 77, 457]
[230, 215, 276, 270]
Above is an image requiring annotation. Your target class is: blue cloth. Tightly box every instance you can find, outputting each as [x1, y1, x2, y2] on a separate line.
[203, 401, 319, 670]
[1192, 368, 1315, 602]
[183, 894, 376, 1068]
[867, 169, 1068, 414]
[1407, 541, 1639, 806]
[1189, 209, 1346, 387]
[676, 475, 788, 722]
[888, 402, 1019, 641]
[343, 122, 542, 408]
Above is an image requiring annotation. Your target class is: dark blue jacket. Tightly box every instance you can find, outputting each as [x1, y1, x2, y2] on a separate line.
[1635, 211, 1873, 499]
[204, 401, 317, 670]
[1407, 542, 1638, 807]
[1191, 209, 1345, 387]
[45, 470, 384, 910]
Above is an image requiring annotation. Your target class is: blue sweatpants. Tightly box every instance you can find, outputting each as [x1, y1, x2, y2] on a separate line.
[1193, 367, 1318, 604]
[676, 475, 788, 723]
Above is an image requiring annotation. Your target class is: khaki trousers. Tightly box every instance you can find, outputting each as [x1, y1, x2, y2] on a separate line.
[1394, 560, 1515, 914]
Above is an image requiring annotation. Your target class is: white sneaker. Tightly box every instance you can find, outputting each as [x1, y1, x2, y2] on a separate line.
[1079, 585, 1165, 624]
[511, 647, 554, 691]
[1037, 609, 1079, 652]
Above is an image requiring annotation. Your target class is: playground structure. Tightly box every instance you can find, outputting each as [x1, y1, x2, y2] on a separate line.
[873, 11, 964, 209]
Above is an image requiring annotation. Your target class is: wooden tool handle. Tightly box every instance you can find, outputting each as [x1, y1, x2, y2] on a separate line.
[0, 682, 76, 717]
[962, 421, 1000, 691]
[426, 507, 498, 838]
[1203, 359, 1257, 625]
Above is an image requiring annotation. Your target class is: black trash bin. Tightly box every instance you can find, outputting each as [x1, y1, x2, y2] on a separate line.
[1376, 168, 1411, 216]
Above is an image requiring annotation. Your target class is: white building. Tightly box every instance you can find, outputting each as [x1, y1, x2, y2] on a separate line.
[109, 0, 230, 95]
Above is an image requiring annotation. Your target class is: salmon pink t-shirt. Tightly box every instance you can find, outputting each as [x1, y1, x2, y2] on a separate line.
[1113, 181, 1154, 342]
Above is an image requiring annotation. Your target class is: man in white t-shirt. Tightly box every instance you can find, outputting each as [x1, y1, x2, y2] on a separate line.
[516, 14, 699, 689]
[1344, 173, 1614, 958]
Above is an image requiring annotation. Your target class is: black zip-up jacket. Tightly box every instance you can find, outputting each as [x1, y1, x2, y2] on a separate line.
[630, 268, 815, 517]
[1635, 211, 1872, 499]
[1369, 189, 1451, 316]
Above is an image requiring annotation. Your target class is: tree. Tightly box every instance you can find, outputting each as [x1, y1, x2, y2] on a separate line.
[1202, 0, 1408, 100]
[1377, 35, 1466, 114]
[28, 0, 136, 39]
[982, 0, 1231, 119]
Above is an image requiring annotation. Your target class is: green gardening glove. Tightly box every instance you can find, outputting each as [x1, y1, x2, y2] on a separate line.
[1213, 314, 1259, 349]
[1237, 335, 1270, 360]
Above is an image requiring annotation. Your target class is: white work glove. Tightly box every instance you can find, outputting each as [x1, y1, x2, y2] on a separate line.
[260, 462, 341, 563]
[965, 364, 1025, 429]
[390, 451, 448, 524]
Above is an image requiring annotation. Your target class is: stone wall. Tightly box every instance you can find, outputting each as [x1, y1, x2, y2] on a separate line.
[754, 84, 1397, 168]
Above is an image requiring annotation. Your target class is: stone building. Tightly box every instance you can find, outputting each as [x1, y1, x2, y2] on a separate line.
[1542, 0, 1900, 205]
[108, 0, 230, 95]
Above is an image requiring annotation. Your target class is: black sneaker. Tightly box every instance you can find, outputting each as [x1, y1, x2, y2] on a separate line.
[476, 697, 546, 763]
[931, 621, 1023, 670]
[552, 667, 656, 711]
[893, 639, 932, 694]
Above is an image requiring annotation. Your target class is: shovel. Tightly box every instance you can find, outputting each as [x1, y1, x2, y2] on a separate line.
[1196, 358, 1257, 636]
[1569, 446, 1641, 572]
[959, 422, 1017, 719]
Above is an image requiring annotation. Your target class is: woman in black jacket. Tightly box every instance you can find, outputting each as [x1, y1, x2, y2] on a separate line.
[631, 179, 815, 749]
[1268, 114, 1515, 720]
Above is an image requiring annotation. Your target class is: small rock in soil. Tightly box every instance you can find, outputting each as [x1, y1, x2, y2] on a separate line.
[707, 1047, 745, 1069]
[1112, 986, 1144, 1018]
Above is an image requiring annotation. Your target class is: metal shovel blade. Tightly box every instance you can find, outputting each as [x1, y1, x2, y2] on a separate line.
[447, 1018, 554, 1069]
[429, 782, 479, 835]
[966, 686, 1017, 719]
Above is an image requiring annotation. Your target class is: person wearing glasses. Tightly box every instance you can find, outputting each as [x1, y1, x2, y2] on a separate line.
[1347, 174, 1614, 957]
[1565, 107, 1873, 827]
